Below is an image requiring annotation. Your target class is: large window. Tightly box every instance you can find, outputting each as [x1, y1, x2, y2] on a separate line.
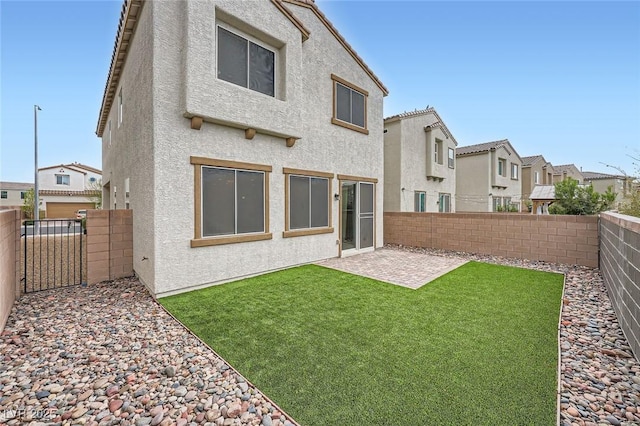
[414, 191, 426, 212]
[217, 26, 275, 97]
[191, 157, 272, 247]
[439, 193, 451, 213]
[56, 174, 70, 185]
[331, 74, 368, 134]
[448, 148, 455, 168]
[511, 163, 519, 180]
[283, 168, 333, 238]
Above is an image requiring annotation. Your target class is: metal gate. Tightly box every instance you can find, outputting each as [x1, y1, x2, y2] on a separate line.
[22, 219, 85, 293]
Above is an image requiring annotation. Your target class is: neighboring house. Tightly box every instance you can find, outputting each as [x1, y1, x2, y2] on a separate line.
[521, 155, 554, 210]
[383, 107, 457, 213]
[96, 0, 388, 296]
[583, 171, 632, 209]
[553, 164, 584, 184]
[0, 181, 33, 210]
[38, 163, 102, 218]
[456, 139, 523, 212]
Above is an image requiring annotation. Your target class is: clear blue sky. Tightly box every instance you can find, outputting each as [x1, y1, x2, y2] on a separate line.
[1, 1, 639, 183]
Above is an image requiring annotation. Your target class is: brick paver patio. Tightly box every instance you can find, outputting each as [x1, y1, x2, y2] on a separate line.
[316, 248, 468, 289]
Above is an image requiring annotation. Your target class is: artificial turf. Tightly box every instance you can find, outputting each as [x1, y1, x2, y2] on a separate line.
[160, 261, 563, 426]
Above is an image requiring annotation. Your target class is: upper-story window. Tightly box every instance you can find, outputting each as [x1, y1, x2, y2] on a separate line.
[108, 120, 112, 146]
[331, 74, 368, 134]
[0, 191, 7, 199]
[511, 163, 519, 180]
[534, 171, 540, 184]
[20, 191, 26, 199]
[56, 174, 70, 185]
[448, 148, 455, 168]
[117, 88, 123, 127]
[498, 158, 506, 177]
[217, 25, 275, 97]
[434, 140, 444, 164]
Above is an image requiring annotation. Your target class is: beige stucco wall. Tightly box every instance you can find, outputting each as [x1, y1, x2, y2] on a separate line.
[101, 0, 155, 292]
[456, 146, 522, 212]
[0, 188, 28, 208]
[383, 121, 402, 212]
[384, 112, 456, 212]
[39, 167, 86, 191]
[0, 210, 19, 332]
[588, 178, 627, 207]
[103, 1, 385, 296]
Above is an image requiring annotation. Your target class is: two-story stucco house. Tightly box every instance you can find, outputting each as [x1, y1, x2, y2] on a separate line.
[96, 0, 388, 296]
[383, 107, 457, 213]
[0, 182, 33, 210]
[38, 163, 102, 218]
[521, 155, 554, 210]
[455, 140, 522, 212]
[552, 164, 584, 184]
[583, 171, 632, 209]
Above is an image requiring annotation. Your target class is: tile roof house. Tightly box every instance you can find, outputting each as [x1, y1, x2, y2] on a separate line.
[553, 164, 584, 184]
[96, 0, 388, 296]
[383, 107, 457, 213]
[583, 171, 632, 208]
[455, 139, 523, 212]
[520, 154, 554, 209]
[37, 163, 102, 218]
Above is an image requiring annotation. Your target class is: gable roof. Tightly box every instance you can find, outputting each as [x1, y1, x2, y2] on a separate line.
[384, 107, 458, 146]
[38, 163, 102, 175]
[521, 155, 547, 167]
[97, 0, 388, 137]
[456, 139, 509, 156]
[0, 181, 34, 191]
[530, 185, 556, 201]
[582, 171, 624, 180]
[553, 164, 581, 175]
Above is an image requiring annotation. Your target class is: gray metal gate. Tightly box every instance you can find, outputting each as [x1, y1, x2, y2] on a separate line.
[22, 219, 85, 293]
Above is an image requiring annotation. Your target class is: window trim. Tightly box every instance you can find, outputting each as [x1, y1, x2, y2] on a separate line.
[448, 148, 455, 169]
[534, 171, 540, 184]
[511, 163, 519, 180]
[283, 167, 334, 238]
[498, 158, 506, 177]
[216, 23, 277, 98]
[190, 156, 272, 248]
[117, 88, 123, 127]
[20, 191, 25, 199]
[434, 139, 443, 165]
[0, 191, 7, 199]
[56, 174, 70, 186]
[331, 74, 369, 135]
[414, 191, 426, 212]
[439, 193, 451, 213]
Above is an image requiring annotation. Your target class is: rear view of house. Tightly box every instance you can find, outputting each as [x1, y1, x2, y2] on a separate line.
[96, 0, 388, 296]
[383, 108, 457, 213]
[455, 140, 522, 212]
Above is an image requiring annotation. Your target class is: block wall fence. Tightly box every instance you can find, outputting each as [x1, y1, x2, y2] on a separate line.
[0, 210, 21, 331]
[384, 212, 599, 268]
[599, 212, 640, 359]
[86, 209, 134, 284]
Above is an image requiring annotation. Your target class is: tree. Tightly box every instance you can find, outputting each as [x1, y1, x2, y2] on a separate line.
[550, 178, 614, 215]
[619, 190, 640, 217]
[21, 188, 35, 219]
[87, 179, 102, 209]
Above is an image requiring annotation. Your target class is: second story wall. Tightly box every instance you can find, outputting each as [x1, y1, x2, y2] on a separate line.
[384, 121, 402, 212]
[456, 153, 490, 211]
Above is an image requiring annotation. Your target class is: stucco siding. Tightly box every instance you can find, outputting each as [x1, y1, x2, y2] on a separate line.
[146, 1, 385, 296]
[102, 0, 155, 292]
[456, 154, 490, 211]
[383, 121, 401, 212]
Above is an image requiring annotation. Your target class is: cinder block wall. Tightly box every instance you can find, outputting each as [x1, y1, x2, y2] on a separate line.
[87, 210, 133, 284]
[0, 210, 20, 331]
[384, 212, 599, 267]
[600, 212, 640, 359]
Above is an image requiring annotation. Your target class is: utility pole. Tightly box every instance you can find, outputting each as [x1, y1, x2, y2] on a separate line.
[34, 105, 42, 226]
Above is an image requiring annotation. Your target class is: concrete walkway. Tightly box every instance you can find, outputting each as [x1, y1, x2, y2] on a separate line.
[316, 247, 468, 289]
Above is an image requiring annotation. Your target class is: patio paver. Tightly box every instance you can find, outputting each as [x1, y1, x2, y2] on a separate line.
[316, 247, 468, 289]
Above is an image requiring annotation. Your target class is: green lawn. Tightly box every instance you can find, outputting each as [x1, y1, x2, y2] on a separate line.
[160, 262, 563, 426]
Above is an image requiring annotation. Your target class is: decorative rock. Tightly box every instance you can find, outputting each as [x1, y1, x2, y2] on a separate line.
[109, 399, 124, 412]
[136, 417, 152, 426]
[164, 366, 175, 378]
[106, 385, 119, 397]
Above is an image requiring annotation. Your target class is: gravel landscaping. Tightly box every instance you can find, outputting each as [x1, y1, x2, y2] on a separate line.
[1, 245, 638, 425]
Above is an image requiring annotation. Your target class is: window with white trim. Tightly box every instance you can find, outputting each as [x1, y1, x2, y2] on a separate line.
[511, 163, 519, 180]
[534, 171, 540, 184]
[217, 25, 275, 97]
[414, 191, 426, 212]
[108, 120, 112, 146]
[331, 74, 368, 134]
[439, 193, 451, 213]
[56, 174, 70, 185]
[448, 148, 455, 168]
[434, 140, 443, 164]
